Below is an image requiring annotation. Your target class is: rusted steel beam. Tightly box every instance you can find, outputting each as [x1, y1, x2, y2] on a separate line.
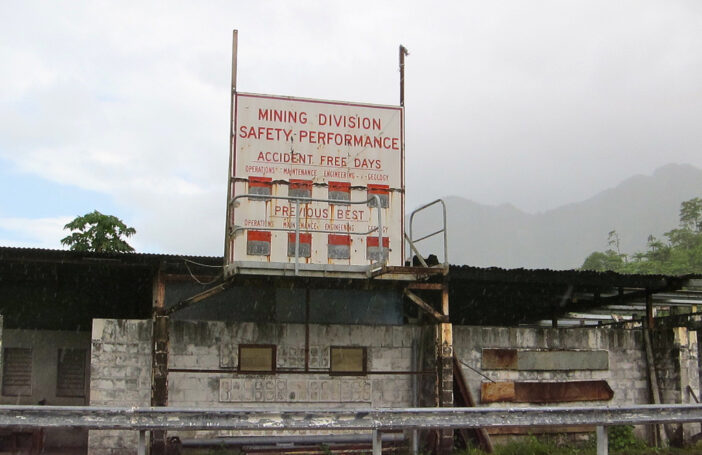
[165, 280, 229, 315]
[403, 289, 446, 321]
[164, 273, 218, 283]
[406, 282, 444, 291]
[453, 356, 493, 453]
[436, 322, 454, 455]
[441, 283, 449, 316]
[1, 405, 702, 430]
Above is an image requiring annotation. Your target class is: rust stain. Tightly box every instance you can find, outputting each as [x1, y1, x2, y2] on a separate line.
[481, 348, 517, 370]
[481, 380, 614, 404]
[480, 382, 515, 403]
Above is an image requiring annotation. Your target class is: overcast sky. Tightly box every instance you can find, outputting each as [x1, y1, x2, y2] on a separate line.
[2, 1, 702, 255]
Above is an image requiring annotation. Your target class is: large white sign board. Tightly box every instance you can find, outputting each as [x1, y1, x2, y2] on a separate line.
[226, 93, 404, 269]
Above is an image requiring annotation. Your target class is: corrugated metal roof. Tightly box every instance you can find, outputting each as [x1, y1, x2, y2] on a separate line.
[0, 246, 222, 266]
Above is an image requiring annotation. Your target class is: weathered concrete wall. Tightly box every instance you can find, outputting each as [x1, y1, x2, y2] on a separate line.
[453, 326, 649, 406]
[652, 327, 699, 444]
[169, 320, 418, 403]
[88, 319, 420, 452]
[653, 327, 699, 406]
[87, 320, 700, 452]
[88, 319, 152, 455]
[0, 328, 91, 449]
[453, 325, 700, 444]
[0, 329, 91, 405]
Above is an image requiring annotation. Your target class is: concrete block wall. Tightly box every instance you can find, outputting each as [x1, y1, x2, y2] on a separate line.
[653, 327, 699, 405]
[0, 326, 91, 449]
[453, 325, 700, 445]
[652, 327, 699, 444]
[453, 326, 652, 407]
[88, 319, 152, 455]
[87, 319, 700, 452]
[168, 321, 419, 441]
[165, 321, 419, 440]
[0, 329, 92, 406]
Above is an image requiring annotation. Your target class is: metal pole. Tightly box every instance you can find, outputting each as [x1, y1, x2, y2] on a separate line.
[232, 30, 238, 92]
[224, 29, 239, 265]
[372, 429, 382, 455]
[399, 45, 409, 106]
[295, 199, 301, 275]
[410, 338, 419, 455]
[375, 195, 384, 265]
[646, 289, 654, 329]
[399, 44, 408, 263]
[596, 425, 608, 455]
[138, 430, 146, 455]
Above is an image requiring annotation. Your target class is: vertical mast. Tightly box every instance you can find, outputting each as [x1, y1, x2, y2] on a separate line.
[224, 30, 238, 264]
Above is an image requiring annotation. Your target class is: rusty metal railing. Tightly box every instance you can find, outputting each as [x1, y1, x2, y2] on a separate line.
[2, 404, 702, 455]
[408, 198, 448, 268]
[228, 194, 386, 275]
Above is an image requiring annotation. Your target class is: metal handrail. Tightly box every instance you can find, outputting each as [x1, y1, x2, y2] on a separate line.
[408, 198, 448, 267]
[2, 404, 702, 455]
[228, 193, 386, 275]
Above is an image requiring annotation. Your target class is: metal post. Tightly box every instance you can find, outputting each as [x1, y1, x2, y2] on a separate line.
[409, 430, 418, 455]
[646, 289, 654, 329]
[138, 430, 146, 455]
[596, 425, 608, 455]
[294, 199, 301, 275]
[224, 29, 238, 265]
[643, 324, 662, 446]
[399, 45, 409, 106]
[372, 429, 382, 455]
[410, 338, 419, 455]
[231, 30, 238, 92]
[151, 267, 168, 454]
[375, 195, 384, 265]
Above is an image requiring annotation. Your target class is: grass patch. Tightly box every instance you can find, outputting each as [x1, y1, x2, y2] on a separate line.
[455, 429, 702, 455]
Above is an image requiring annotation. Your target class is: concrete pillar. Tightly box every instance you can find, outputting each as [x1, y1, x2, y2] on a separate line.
[151, 268, 168, 454]
[437, 314, 454, 453]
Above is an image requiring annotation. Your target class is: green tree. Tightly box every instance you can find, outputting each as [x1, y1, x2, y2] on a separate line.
[61, 210, 136, 253]
[581, 229, 626, 272]
[581, 250, 625, 272]
[581, 197, 702, 274]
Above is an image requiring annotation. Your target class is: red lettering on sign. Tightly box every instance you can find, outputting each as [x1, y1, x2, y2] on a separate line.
[320, 155, 347, 167]
[328, 181, 351, 193]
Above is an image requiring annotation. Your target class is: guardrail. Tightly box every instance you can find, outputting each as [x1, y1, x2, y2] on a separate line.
[408, 199, 448, 267]
[1, 404, 701, 455]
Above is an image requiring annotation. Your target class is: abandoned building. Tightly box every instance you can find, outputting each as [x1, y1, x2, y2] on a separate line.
[1, 245, 701, 454]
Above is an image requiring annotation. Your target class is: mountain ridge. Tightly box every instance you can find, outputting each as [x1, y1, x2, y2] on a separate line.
[410, 163, 702, 270]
